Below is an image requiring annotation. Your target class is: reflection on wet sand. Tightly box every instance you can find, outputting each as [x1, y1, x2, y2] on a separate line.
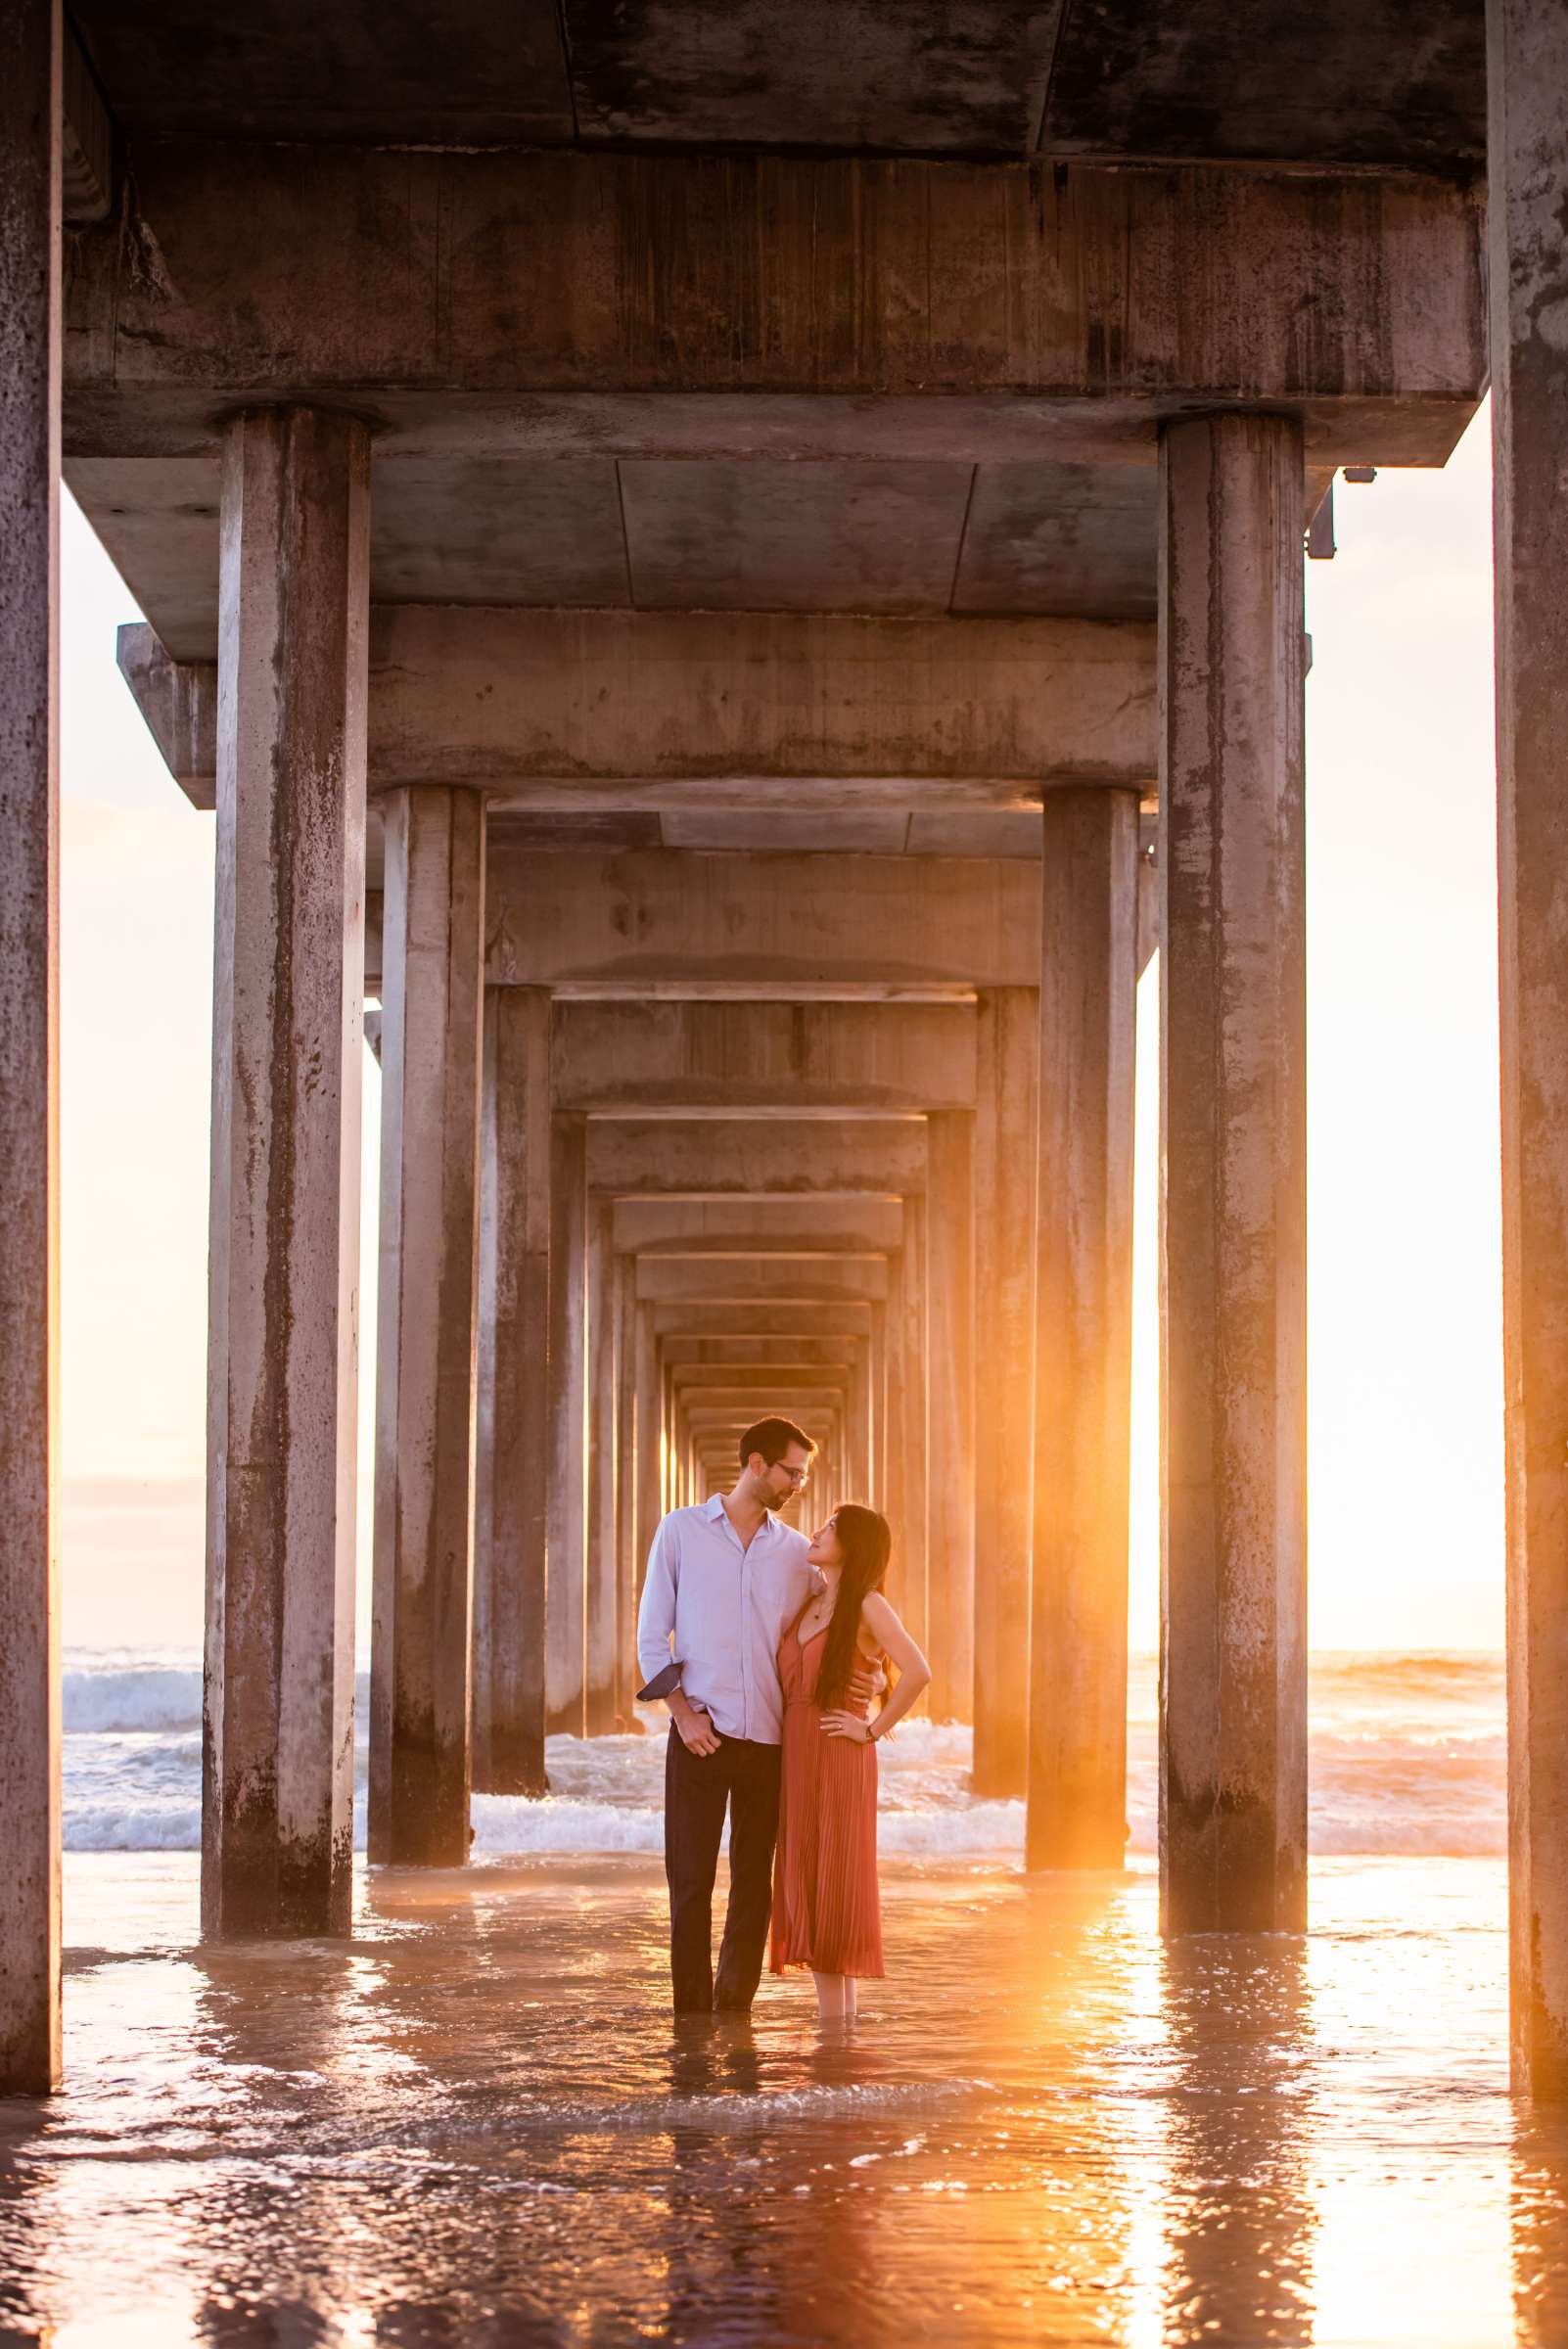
[1159, 1939, 1315, 2342]
[0, 1853, 1551, 2344]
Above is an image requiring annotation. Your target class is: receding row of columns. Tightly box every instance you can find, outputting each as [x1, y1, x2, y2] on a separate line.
[7, 0, 1567, 2095]
[192, 412, 1307, 1937]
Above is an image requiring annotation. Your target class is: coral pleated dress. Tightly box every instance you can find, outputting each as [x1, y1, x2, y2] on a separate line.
[769, 1606, 885, 1979]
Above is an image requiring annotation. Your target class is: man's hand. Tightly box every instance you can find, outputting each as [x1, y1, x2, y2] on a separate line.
[846, 1659, 887, 1711]
[671, 1696, 720, 1757]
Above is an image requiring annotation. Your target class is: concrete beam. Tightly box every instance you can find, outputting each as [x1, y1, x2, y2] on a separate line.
[66, 149, 1482, 463]
[487, 852, 1039, 990]
[660, 1339, 858, 1368]
[650, 1300, 875, 1342]
[616, 1198, 904, 1254]
[62, 17, 114, 226]
[120, 606, 1155, 805]
[377, 607, 1153, 797]
[585, 1117, 927, 1197]
[115, 625, 215, 807]
[556, 999, 975, 1115]
[0, 0, 61, 2096]
[636, 1255, 888, 1304]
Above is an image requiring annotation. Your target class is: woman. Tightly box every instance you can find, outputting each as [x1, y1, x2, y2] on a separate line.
[769, 1503, 932, 2020]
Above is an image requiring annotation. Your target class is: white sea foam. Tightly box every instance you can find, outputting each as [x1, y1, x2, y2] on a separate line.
[59, 1649, 1508, 1858]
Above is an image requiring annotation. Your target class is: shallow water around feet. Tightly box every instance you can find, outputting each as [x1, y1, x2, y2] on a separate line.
[4, 1850, 1568, 2346]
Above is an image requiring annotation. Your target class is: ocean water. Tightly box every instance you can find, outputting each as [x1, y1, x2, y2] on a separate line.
[8, 1649, 1554, 2348]
[62, 1647, 1506, 1859]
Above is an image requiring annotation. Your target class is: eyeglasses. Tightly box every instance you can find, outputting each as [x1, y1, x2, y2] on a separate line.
[773, 1463, 811, 1486]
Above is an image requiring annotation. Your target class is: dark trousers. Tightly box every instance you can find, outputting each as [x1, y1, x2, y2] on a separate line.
[665, 1725, 782, 2014]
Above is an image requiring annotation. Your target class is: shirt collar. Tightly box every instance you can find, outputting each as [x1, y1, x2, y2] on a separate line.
[707, 1491, 781, 1541]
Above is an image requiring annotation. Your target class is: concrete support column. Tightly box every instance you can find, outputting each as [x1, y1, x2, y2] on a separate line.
[1159, 413, 1307, 1933]
[974, 988, 1039, 1800]
[845, 1339, 871, 1501]
[1489, 0, 1568, 2098]
[0, 0, 61, 2092]
[634, 1303, 663, 1595]
[547, 1115, 588, 1736]
[871, 1301, 889, 1508]
[204, 406, 369, 1937]
[584, 1199, 619, 1733]
[369, 785, 485, 1867]
[925, 1111, 976, 1721]
[614, 1256, 636, 1720]
[474, 985, 550, 1796]
[894, 1200, 930, 1656]
[1026, 795, 1139, 1865]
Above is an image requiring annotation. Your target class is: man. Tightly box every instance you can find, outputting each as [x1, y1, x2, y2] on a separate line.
[637, 1415, 827, 2015]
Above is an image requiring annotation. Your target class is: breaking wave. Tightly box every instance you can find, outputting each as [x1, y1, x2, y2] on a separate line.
[60, 1650, 1506, 1859]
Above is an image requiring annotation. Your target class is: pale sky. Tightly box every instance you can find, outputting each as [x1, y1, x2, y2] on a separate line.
[60, 403, 1503, 1651]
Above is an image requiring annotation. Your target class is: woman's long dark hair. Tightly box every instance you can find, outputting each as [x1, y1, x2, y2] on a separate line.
[815, 1503, 894, 1713]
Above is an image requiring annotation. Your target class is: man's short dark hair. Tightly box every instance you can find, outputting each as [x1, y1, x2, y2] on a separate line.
[739, 1416, 816, 1471]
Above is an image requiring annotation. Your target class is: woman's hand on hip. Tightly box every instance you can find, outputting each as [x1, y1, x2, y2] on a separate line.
[820, 1710, 873, 1744]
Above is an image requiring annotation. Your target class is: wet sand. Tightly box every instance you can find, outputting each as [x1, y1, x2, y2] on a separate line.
[2, 1853, 1565, 2345]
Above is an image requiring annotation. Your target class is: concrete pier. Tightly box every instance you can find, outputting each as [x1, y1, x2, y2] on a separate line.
[925, 1111, 975, 1722]
[203, 405, 369, 1938]
[973, 990, 1038, 1798]
[547, 1115, 588, 1737]
[1159, 416, 1308, 1934]
[584, 1198, 620, 1733]
[1488, 0, 1568, 2099]
[1027, 791, 1139, 1869]
[48, 0, 1512, 2087]
[0, 0, 61, 2095]
[369, 785, 484, 1868]
[474, 986, 551, 1796]
[887, 1218, 930, 1656]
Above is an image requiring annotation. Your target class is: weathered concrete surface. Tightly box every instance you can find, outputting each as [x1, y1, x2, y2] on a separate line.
[1489, 0, 1568, 2103]
[204, 407, 369, 1938]
[925, 1112, 976, 1722]
[650, 1300, 875, 1343]
[369, 787, 484, 1868]
[115, 624, 215, 806]
[555, 1000, 975, 1116]
[122, 607, 1156, 795]
[547, 1116, 588, 1737]
[615, 1198, 904, 1256]
[584, 1200, 620, 1734]
[633, 1300, 662, 1597]
[1027, 792, 1139, 1868]
[379, 609, 1155, 794]
[64, 0, 1488, 168]
[615, 1253, 637, 1708]
[485, 853, 1040, 991]
[634, 1255, 889, 1305]
[474, 986, 550, 1796]
[887, 1227, 930, 1659]
[0, 0, 61, 2096]
[1159, 414, 1307, 1935]
[972, 990, 1038, 1800]
[64, 150, 1483, 466]
[586, 1118, 927, 1199]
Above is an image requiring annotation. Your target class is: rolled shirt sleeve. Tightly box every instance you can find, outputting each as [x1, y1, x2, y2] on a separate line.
[636, 1514, 680, 1694]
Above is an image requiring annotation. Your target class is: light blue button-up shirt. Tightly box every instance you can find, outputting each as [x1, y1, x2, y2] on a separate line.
[636, 1494, 816, 1745]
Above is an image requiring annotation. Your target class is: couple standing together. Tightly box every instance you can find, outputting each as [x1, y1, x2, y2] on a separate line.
[635, 1416, 931, 2021]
